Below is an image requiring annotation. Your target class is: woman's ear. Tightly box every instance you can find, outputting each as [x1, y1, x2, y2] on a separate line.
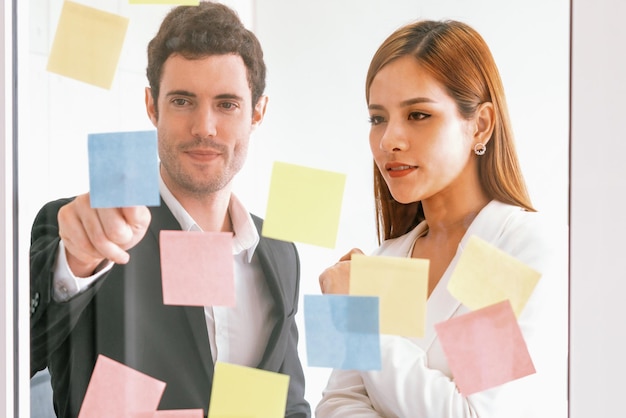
[145, 87, 158, 127]
[473, 101, 495, 146]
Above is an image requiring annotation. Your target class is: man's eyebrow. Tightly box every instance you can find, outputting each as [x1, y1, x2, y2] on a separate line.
[214, 93, 245, 101]
[164, 91, 245, 102]
[165, 89, 196, 98]
[368, 97, 436, 110]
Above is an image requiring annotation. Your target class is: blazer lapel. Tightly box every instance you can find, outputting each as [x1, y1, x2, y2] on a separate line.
[149, 200, 214, 381]
[251, 217, 287, 370]
[419, 200, 521, 352]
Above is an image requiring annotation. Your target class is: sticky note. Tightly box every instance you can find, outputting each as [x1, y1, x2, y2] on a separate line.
[133, 410, 203, 418]
[350, 254, 429, 337]
[78, 355, 166, 418]
[160, 230, 234, 307]
[129, 0, 200, 4]
[47, 1, 128, 89]
[435, 300, 535, 396]
[447, 235, 541, 317]
[262, 161, 346, 248]
[207, 362, 290, 418]
[88, 130, 160, 208]
[304, 294, 381, 370]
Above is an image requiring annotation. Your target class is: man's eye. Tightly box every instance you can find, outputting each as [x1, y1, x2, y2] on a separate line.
[220, 102, 238, 110]
[172, 98, 189, 106]
[408, 112, 429, 120]
[368, 115, 385, 125]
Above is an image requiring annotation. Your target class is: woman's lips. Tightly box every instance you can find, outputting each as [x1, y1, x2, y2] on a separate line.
[385, 163, 418, 178]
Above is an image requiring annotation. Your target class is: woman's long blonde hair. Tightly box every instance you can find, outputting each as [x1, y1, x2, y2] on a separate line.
[366, 20, 534, 243]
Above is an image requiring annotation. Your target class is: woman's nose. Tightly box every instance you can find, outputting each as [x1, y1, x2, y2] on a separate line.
[379, 121, 408, 152]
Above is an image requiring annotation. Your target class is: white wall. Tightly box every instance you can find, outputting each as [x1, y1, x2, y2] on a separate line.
[570, 0, 626, 416]
[14, 0, 570, 415]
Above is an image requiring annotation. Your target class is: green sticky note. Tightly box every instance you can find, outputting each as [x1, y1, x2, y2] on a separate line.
[262, 161, 346, 248]
[47, 1, 129, 89]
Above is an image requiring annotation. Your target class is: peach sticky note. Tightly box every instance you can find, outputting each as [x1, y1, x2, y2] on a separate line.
[133, 409, 204, 418]
[207, 362, 290, 418]
[350, 254, 429, 337]
[78, 355, 166, 418]
[435, 300, 535, 396]
[47, 1, 129, 89]
[160, 230, 234, 307]
[262, 161, 346, 249]
[129, 0, 199, 4]
[447, 235, 541, 317]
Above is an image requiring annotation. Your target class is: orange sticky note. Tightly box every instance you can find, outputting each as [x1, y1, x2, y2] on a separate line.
[78, 355, 166, 418]
[350, 254, 429, 337]
[160, 230, 234, 307]
[447, 235, 541, 317]
[435, 300, 535, 396]
[47, 1, 129, 89]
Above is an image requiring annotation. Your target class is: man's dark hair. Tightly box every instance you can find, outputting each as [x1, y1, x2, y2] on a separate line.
[146, 1, 266, 112]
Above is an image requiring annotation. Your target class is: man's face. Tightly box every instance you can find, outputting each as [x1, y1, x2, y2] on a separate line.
[146, 53, 266, 200]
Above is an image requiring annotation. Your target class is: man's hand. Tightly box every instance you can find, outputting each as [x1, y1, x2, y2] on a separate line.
[57, 193, 151, 277]
[318, 248, 365, 295]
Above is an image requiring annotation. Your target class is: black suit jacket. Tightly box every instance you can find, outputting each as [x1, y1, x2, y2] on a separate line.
[30, 197, 310, 418]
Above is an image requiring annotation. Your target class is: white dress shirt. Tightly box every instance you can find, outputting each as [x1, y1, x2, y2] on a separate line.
[52, 176, 275, 367]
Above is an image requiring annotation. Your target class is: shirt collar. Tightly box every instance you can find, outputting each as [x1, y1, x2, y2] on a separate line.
[159, 174, 259, 262]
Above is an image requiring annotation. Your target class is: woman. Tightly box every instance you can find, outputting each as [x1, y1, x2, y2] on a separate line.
[316, 20, 567, 417]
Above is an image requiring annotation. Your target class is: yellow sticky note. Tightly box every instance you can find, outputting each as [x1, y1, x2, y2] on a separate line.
[47, 1, 129, 89]
[350, 254, 429, 337]
[447, 235, 541, 317]
[207, 362, 290, 418]
[262, 162, 346, 248]
[129, 0, 200, 4]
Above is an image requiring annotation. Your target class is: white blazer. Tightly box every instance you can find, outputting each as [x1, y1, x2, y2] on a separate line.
[316, 200, 568, 418]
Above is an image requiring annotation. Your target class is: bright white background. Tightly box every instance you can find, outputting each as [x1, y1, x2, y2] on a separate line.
[4, 0, 575, 415]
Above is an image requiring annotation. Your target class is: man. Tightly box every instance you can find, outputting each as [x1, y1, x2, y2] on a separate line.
[29, 2, 310, 417]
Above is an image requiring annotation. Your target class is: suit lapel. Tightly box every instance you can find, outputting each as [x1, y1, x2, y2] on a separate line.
[251, 217, 287, 370]
[149, 200, 215, 381]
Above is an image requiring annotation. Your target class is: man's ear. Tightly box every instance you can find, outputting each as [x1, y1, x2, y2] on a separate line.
[145, 87, 158, 127]
[251, 95, 269, 130]
[473, 101, 495, 146]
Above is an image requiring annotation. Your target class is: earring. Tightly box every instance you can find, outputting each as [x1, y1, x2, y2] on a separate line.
[474, 142, 486, 156]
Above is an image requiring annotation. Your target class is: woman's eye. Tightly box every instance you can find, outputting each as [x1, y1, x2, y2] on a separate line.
[408, 111, 429, 121]
[368, 115, 385, 125]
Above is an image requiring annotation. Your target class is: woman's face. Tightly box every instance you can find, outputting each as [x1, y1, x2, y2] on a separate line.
[368, 55, 477, 205]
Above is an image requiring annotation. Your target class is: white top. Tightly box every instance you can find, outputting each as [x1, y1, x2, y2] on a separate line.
[316, 200, 569, 418]
[52, 176, 274, 367]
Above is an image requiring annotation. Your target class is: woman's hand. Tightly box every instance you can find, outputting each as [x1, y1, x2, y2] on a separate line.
[319, 248, 365, 294]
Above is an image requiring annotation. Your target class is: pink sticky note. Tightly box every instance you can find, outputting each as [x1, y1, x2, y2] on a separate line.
[160, 230, 234, 307]
[133, 409, 204, 418]
[435, 300, 535, 396]
[78, 355, 166, 418]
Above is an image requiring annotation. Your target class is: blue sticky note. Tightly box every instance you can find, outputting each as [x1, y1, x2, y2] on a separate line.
[304, 294, 381, 370]
[88, 130, 160, 208]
